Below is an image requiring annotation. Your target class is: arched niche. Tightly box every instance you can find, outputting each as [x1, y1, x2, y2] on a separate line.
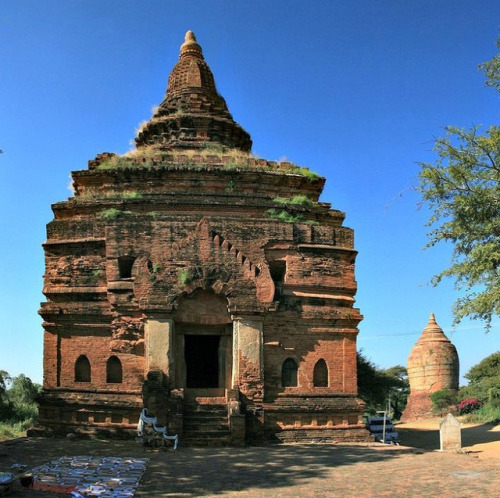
[282, 358, 298, 387]
[106, 356, 123, 383]
[313, 359, 329, 387]
[75, 355, 91, 383]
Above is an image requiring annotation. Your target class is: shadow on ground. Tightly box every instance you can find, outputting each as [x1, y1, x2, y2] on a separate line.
[398, 422, 500, 451]
[139, 444, 416, 496]
[0, 437, 416, 497]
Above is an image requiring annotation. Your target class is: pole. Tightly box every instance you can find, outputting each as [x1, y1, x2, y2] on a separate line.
[382, 409, 387, 444]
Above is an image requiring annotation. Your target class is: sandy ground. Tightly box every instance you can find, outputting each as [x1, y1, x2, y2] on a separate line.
[396, 417, 500, 460]
[1, 421, 500, 496]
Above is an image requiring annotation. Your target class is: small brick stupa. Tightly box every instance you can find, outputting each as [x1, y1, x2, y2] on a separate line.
[402, 313, 459, 421]
[36, 31, 371, 444]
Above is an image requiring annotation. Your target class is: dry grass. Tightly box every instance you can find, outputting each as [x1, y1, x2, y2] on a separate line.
[95, 145, 321, 181]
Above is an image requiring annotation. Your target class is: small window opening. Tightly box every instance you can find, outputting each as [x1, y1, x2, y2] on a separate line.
[282, 358, 298, 387]
[313, 359, 329, 387]
[75, 355, 91, 383]
[106, 356, 123, 383]
[270, 261, 286, 300]
[118, 256, 136, 279]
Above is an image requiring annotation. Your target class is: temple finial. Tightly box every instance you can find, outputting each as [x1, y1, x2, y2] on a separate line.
[180, 30, 203, 58]
[185, 30, 196, 42]
[429, 312, 436, 324]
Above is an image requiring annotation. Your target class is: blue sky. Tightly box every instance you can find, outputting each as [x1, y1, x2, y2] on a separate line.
[1, 1, 499, 385]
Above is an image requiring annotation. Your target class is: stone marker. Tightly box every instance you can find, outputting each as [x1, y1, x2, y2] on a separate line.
[440, 413, 461, 451]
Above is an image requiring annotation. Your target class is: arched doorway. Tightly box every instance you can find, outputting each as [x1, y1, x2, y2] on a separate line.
[174, 290, 232, 393]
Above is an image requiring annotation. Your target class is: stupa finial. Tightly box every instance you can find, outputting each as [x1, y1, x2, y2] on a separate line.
[180, 30, 203, 58]
[429, 312, 436, 325]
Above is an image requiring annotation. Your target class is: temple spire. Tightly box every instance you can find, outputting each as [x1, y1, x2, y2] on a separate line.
[135, 31, 251, 151]
[419, 313, 450, 343]
[180, 30, 203, 59]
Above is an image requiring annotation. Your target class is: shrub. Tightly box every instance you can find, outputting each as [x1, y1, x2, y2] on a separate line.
[122, 192, 143, 199]
[273, 195, 313, 207]
[98, 156, 138, 170]
[458, 397, 482, 414]
[0, 421, 27, 441]
[0, 373, 41, 440]
[463, 404, 500, 424]
[267, 209, 305, 224]
[289, 166, 321, 181]
[430, 389, 457, 415]
[178, 269, 189, 285]
[99, 208, 122, 220]
[98, 208, 132, 220]
[225, 179, 236, 192]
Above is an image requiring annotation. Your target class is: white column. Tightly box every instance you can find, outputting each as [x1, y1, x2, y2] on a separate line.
[232, 316, 263, 400]
[144, 318, 174, 380]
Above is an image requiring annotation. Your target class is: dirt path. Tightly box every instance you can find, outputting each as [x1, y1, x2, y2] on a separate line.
[2, 437, 500, 497]
[397, 418, 500, 460]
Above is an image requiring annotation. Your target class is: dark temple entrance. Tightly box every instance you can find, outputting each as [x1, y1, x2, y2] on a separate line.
[185, 334, 220, 388]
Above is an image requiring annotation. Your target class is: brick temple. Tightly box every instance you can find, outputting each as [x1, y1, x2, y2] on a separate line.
[37, 31, 370, 444]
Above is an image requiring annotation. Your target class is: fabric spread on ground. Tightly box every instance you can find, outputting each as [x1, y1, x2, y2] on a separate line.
[29, 456, 148, 497]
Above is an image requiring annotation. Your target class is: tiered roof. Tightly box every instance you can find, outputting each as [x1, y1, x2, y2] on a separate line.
[135, 31, 252, 152]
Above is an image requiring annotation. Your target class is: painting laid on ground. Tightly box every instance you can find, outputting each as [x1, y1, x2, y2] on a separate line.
[35, 31, 371, 444]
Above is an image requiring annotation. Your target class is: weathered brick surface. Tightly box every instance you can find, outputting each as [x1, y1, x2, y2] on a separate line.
[38, 31, 369, 444]
[402, 314, 459, 421]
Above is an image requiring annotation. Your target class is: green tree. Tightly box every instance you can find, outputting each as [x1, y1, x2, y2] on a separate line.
[459, 351, 500, 405]
[383, 365, 410, 420]
[357, 353, 409, 418]
[6, 374, 41, 422]
[0, 371, 12, 420]
[418, 38, 500, 329]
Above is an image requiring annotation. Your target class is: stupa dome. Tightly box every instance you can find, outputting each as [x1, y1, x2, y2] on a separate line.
[402, 314, 459, 420]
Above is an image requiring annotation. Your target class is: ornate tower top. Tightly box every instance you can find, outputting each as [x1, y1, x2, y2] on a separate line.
[417, 313, 452, 343]
[135, 31, 252, 152]
[180, 30, 202, 58]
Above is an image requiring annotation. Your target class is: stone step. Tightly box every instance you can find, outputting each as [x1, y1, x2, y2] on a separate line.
[182, 432, 231, 441]
[184, 411, 228, 419]
[183, 420, 229, 431]
[183, 428, 230, 440]
[183, 406, 227, 414]
[181, 438, 232, 447]
[184, 390, 226, 401]
[183, 422, 229, 431]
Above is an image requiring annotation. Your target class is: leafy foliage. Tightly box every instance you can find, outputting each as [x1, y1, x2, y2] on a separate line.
[462, 403, 500, 424]
[357, 353, 409, 419]
[458, 397, 482, 414]
[430, 389, 457, 415]
[459, 351, 500, 405]
[273, 195, 313, 207]
[418, 39, 500, 328]
[479, 37, 500, 92]
[267, 194, 319, 225]
[178, 268, 189, 285]
[288, 165, 321, 181]
[122, 192, 143, 199]
[0, 372, 41, 440]
[267, 209, 306, 224]
[98, 208, 132, 220]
